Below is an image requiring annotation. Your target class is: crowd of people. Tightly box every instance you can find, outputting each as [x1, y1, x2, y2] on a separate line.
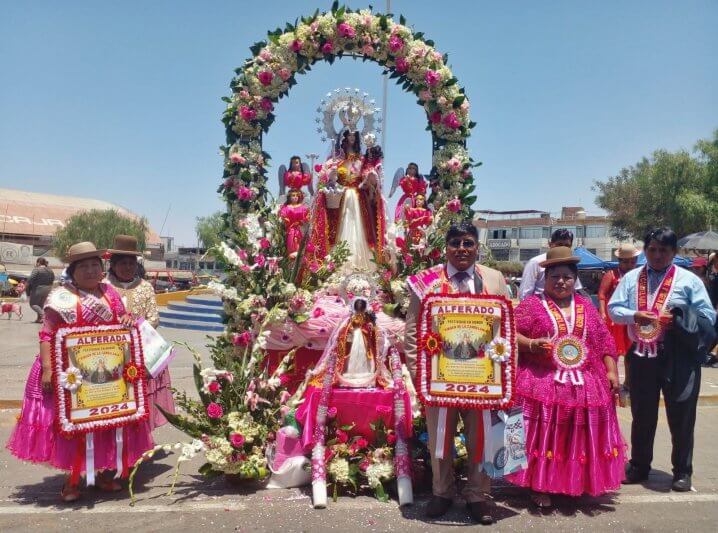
[4, 224, 715, 525]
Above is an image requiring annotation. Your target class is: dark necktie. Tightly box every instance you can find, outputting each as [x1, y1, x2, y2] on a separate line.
[453, 271, 471, 293]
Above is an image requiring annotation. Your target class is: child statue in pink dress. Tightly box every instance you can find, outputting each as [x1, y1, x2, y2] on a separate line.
[279, 189, 310, 259]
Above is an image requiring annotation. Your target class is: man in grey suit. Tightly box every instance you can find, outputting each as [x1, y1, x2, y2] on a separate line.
[404, 221, 508, 525]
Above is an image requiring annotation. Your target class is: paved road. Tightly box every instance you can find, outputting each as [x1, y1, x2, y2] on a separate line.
[2, 301, 718, 531]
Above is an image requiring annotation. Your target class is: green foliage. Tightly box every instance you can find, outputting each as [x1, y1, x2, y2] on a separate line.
[594, 130, 718, 239]
[195, 211, 225, 249]
[52, 209, 148, 259]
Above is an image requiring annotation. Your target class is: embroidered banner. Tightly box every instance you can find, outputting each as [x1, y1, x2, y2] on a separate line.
[417, 294, 516, 410]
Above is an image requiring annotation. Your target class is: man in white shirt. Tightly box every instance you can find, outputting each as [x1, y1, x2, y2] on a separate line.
[518, 229, 582, 300]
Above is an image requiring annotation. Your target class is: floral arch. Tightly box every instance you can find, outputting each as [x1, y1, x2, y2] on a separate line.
[219, 3, 479, 229]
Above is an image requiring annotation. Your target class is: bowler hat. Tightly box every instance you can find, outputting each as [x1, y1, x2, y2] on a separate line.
[614, 243, 641, 259]
[64, 242, 106, 264]
[539, 246, 580, 268]
[107, 235, 142, 256]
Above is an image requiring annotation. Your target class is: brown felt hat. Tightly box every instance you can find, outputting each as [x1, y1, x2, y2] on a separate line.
[614, 243, 641, 259]
[64, 242, 106, 264]
[539, 246, 580, 268]
[107, 234, 142, 256]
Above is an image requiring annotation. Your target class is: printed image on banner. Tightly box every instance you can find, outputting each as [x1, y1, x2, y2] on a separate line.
[53, 324, 148, 436]
[418, 294, 516, 409]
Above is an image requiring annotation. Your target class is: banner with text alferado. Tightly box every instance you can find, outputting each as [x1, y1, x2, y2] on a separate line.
[417, 294, 516, 410]
[52, 324, 149, 437]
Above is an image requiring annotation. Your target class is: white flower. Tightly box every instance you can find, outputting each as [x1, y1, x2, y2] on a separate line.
[486, 337, 511, 363]
[327, 458, 350, 483]
[178, 439, 205, 463]
[366, 460, 394, 488]
[59, 367, 83, 392]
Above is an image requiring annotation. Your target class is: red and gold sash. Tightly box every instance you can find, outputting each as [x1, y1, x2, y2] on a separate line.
[630, 265, 676, 357]
[543, 296, 588, 386]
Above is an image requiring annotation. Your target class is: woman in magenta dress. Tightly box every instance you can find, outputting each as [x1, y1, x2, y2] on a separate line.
[279, 189, 310, 259]
[6, 242, 154, 502]
[506, 247, 625, 507]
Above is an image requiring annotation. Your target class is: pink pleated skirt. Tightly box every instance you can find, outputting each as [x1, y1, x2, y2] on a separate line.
[5, 357, 154, 473]
[146, 367, 175, 431]
[505, 396, 626, 496]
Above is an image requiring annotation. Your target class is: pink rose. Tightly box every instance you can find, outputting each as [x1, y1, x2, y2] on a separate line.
[355, 437, 369, 449]
[336, 429, 349, 444]
[238, 248, 248, 261]
[387, 433, 397, 445]
[437, 96, 447, 107]
[229, 153, 246, 164]
[337, 22, 356, 39]
[309, 262, 320, 273]
[327, 406, 337, 419]
[312, 307, 325, 318]
[395, 57, 408, 74]
[361, 44, 375, 56]
[388, 34, 404, 53]
[321, 41, 334, 54]
[447, 197, 462, 213]
[232, 331, 252, 347]
[257, 71, 274, 86]
[239, 89, 250, 99]
[254, 253, 266, 267]
[260, 98, 274, 112]
[230, 433, 245, 448]
[443, 112, 461, 129]
[305, 242, 316, 253]
[429, 111, 442, 124]
[424, 69, 441, 87]
[433, 51, 443, 62]
[206, 402, 223, 419]
[460, 100, 470, 112]
[239, 106, 257, 121]
[236, 185, 255, 201]
[314, 164, 323, 173]
[259, 237, 271, 249]
[277, 68, 291, 81]
[446, 157, 462, 172]
[290, 39, 302, 52]
[403, 254, 414, 266]
[259, 49, 272, 62]
[240, 264, 251, 273]
[208, 381, 221, 394]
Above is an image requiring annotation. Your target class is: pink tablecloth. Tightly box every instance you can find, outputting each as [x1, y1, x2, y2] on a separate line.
[295, 386, 413, 451]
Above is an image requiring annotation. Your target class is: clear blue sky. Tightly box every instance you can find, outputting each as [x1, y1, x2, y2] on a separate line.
[1, 1, 716, 245]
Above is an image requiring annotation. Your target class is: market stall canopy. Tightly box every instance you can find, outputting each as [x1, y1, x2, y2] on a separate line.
[573, 247, 608, 270]
[677, 231, 718, 251]
[605, 253, 693, 269]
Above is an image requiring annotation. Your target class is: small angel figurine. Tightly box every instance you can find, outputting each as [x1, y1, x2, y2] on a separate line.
[389, 162, 427, 222]
[279, 188, 310, 258]
[404, 193, 433, 245]
[278, 155, 314, 198]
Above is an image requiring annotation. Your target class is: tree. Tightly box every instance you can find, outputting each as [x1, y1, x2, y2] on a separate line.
[53, 209, 148, 259]
[195, 212, 225, 250]
[594, 130, 718, 239]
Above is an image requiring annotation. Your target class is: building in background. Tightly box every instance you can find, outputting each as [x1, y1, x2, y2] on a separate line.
[475, 206, 621, 263]
[0, 188, 164, 274]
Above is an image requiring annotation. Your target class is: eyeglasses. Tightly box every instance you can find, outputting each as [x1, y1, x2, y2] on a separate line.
[447, 239, 477, 249]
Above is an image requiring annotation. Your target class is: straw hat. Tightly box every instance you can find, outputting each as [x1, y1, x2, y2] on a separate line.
[539, 246, 580, 268]
[64, 242, 106, 264]
[107, 235, 142, 256]
[614, 243, 641, 259]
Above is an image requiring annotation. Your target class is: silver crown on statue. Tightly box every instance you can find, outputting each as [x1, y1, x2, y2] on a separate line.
[317, 87, 381, 145]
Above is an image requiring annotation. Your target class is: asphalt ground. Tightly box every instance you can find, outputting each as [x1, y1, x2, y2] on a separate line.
[1, 300, 718, 531]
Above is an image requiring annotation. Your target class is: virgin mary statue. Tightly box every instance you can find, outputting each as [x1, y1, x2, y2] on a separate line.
[309, 129, 385, 273]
